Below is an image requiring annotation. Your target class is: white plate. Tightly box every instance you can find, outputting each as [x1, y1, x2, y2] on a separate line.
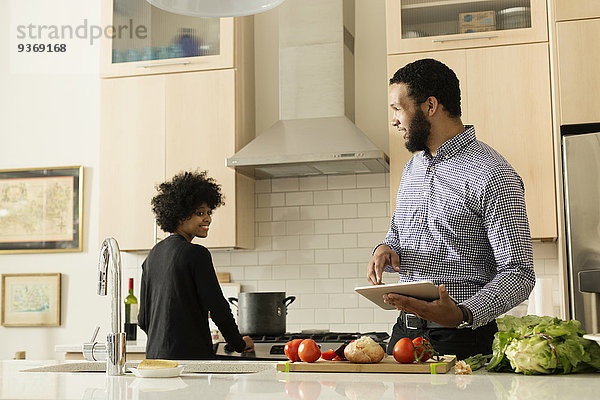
[355, 281, 456, 310]
[129, 365, 185, 378]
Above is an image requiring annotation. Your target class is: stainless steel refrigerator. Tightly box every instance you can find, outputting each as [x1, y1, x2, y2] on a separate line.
[562, 123, 600, 333]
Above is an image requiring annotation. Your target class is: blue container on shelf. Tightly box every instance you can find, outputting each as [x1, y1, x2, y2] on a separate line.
[168, 43, 185, 58]
[157, 46, 169, 59]
[112, 49, 125, 63]
[126, 48, 141, 62]
[141, 46, 155, 61]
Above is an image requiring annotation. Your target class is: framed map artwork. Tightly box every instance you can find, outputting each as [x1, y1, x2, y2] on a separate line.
[0, 166, 83, 253]
[1, 273, 61, 326]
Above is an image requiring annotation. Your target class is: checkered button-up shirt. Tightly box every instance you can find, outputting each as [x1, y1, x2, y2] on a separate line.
[382, 126, 535, 328]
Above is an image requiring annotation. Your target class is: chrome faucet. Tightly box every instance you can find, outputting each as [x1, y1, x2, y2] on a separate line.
[82, 238, 126, 376]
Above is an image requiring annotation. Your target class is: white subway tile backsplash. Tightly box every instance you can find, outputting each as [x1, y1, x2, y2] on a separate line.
[329, 324, 360, 332]
[328, 234, 357, 249]
[315, 309, 345, 324]
[344, 278, 368, 294]
[255, 207, 272, 222]
[329, 263, 359, 278]
[245, 266, 272, 280]
[231, 251, 258, 266]
[299, 176, 327, 191]
[314, 279, 345, 294]
[357, 173, 386, 188]
[286, 220, 315, 235]
[217, 266, 245, 281]
[241, 281, 258, 292]
[544, 259, 558, 274]
[314, 190, 342, 205]
[329, 293, 358, 308]
[300, 205, 329, 220]
[211, 251, 231, 266]
[299, 234, 329, 249]
[272, 265, 301, 280]
[342, 188, 371, 203]
[258, 251, 287, 265]
[315, 220, 343, 234]
[329, 204, 357, 219]
[300, 264, 329, 279]
[255, 179, 271, 193]
[532, 241, 558, 259]
[357, 233, 385, 248]
[343, 218, 373, 233]
[344, 248, 371, 264]
[286, 249, 315, 264]
[315, 249, 344, 264]
[273, 206, 300, 221]
[344, 309, 373, 323]
[286, 279, 316, 294]
[255, 236, 272, 250]
[300, 294, 329, 309]
[258, 222, 286, 237]
[286, 191, 313, 206]
[287, 309, 315, 324]
[272, 235, 300, 250]
[533, 259, 545, 276]
[257, 279, 287, 292]
[257, 192, 285, 207]
[358, 203, 388, 218]
[272, 177, 299, 192]
[328, 175, 356, 189]
[371, 187, 390, 203]
[358, 323, 391, 333]
[374, 309, 398, 324]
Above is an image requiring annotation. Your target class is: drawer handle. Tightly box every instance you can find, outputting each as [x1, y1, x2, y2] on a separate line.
[432, 35, 499, 43]
[137, 61, 192, 68]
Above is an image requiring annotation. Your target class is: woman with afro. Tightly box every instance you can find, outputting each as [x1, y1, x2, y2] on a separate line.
[138, 170, 254, 359]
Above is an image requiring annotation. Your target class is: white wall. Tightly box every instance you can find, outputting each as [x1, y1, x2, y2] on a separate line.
[0, 0, 109, 360]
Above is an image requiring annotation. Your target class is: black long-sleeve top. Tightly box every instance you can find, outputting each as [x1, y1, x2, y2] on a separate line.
[138, 234, 246, 359]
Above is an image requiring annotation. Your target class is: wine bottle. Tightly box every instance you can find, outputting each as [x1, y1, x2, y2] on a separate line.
[124, 278, 138, 342]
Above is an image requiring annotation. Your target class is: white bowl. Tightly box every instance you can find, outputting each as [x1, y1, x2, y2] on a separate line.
[129, 365, 185, 378]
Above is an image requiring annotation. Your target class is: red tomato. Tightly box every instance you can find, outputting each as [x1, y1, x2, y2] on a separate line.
[412, 337, 433, 362]
[284, 339, 303, 362]
[333, 355, 345, 361]
[393, 338, 415, 363]
[298, 381, 322, 400]
[320, 349, 336, 360]
[298, 339, 321, 363]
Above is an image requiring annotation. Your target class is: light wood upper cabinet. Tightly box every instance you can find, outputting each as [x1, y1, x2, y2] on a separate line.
[99, 75, 166, 250]
[99, 70, 254, 251]
[554, 0, 600, 21]
[165, 70, 254, 249]
[386, 0, 548, 54]
[556, 18, 600, 125]
[466, 43, 556, 238]
[386, 43, 556, 239]
[100, 0, 234, 77]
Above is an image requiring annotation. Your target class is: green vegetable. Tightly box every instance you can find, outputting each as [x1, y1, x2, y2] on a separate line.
[486, 315, 600, 375]
[461, 353, 491, 371]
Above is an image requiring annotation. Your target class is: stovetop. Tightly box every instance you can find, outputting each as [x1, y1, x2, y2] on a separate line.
[214, 331, 389, 360]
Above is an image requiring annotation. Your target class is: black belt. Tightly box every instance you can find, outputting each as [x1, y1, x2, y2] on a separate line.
[400, 312, 447, 330]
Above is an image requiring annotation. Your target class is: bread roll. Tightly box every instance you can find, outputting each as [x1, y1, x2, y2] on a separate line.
[343, 336, 385, 363]
[137, 359, 178, 369]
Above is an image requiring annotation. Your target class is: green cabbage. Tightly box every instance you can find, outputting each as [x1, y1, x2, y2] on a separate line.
[486, 315, 600, 374]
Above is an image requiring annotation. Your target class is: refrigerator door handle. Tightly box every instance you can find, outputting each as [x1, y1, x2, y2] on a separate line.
[578, 269, 600, 293]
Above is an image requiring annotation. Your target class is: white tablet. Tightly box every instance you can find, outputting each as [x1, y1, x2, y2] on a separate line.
[355, 281, 451, 310]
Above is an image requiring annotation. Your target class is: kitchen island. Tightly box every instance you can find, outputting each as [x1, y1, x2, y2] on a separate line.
[1, 360, 598, 399]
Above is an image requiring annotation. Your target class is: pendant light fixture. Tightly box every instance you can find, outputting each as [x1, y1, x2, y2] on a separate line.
[145, 0, 287, 17]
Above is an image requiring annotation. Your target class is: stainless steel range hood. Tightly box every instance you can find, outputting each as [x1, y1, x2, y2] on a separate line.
[227, 0, 389, 179]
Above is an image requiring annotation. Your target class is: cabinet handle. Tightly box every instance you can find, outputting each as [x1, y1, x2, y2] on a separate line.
[137, 61, 191, 68]
[432, 35, 499, 43]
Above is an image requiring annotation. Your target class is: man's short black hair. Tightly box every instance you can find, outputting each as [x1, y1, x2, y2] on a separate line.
[389, 58, 462, 118]
[151, 170, 224, 233]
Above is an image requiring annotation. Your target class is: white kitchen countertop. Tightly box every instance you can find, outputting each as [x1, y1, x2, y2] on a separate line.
[2, 360, 599, 399]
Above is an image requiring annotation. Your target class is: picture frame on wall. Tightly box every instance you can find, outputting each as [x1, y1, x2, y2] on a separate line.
[1, 273, 61, 327]
[0, 166, 83, 254]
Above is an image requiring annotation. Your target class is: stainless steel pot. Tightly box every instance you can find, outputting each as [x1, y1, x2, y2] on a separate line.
[228, 292, 296, 335]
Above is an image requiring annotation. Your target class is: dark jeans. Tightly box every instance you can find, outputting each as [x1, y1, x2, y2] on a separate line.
[386, 312, 498, 360]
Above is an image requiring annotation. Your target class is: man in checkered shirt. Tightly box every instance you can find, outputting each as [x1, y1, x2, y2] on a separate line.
[368, 59, 535, 359]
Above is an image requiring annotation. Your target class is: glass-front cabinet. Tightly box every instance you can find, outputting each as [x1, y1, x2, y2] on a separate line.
[386, 0, 548, 54]
[101, 0, 234, 77]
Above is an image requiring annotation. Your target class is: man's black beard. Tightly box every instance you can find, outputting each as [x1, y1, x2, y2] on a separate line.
[404, 108, 431, 153]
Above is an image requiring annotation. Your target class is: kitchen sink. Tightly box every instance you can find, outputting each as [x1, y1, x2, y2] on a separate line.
[22, 360, 277, 374]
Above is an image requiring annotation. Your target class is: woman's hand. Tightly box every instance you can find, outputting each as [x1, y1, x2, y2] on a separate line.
[242, 336, 255, 352]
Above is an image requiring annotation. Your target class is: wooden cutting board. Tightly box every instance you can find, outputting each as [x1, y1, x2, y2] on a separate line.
[276, 355, 456, 374]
